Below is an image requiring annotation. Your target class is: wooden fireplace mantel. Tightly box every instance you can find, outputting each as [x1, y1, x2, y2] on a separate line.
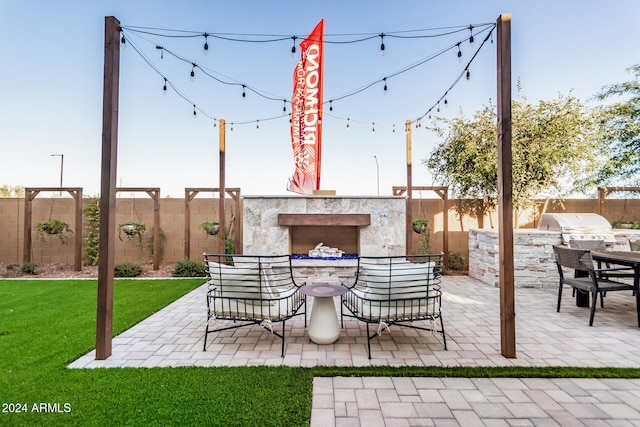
[277, 213, 370, 226]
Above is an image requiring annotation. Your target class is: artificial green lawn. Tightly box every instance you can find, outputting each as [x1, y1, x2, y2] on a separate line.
[2, 279, 640, 426]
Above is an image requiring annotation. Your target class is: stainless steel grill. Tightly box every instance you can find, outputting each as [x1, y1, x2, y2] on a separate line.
[538, 213, 616, 244]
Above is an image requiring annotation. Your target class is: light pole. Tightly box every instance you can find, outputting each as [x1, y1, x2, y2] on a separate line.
[373, 155, 379, 196]
[50, 154, 64, 194]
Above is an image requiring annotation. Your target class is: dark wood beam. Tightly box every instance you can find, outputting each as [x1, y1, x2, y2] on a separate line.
[497, 13, 516, 358]
[278, 214, 370, 226]
[96, 15, 120, 360]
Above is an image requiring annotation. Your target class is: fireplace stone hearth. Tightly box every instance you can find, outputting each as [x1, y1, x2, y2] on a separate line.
[242, 196, 405, 257]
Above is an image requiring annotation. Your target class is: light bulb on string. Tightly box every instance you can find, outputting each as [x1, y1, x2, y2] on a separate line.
[203, 33, 209, 53]
[383, 78, 387, 93]
[291, 36, 297, 57]
[155, 45, 163, 59]
[392, 124, 396, 133]
[213, 119, 217, 128]
[456, 43, 462, 63]
[242, 85, 246, 98]
[282, 99, 287, 112]
[437, 102, 440, 113]
[329, 100, 333, 111]
[444, 93, 448, 106]
[379, 33, 385, 55]
[230, 123, 234, 132]
[466, 69, 471, 80]
[346, 118, 350, 130]
[193, 105, 197, 118]
[256, 120, 260, 131]
[468, 25, 474, 43]
[162, 78, 167, 93]
[190, 63, 196, 81]
[120, 33, 126, 49]
[372, 122, 376, 133]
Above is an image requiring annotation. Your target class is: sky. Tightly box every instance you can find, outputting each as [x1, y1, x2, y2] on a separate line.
[1, 0, 639, 198]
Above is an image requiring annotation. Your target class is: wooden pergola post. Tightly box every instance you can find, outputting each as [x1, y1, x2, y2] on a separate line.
[405, 120, 413, 255]
[96, 15, 120, 360]
[183, 187, 242, 259]
[218, 119, 226, 255]
[497, 13, 516, 358]
[23, 187, 83, 271]
[597, 186, 640, 216]
[114, 187, 161, 270]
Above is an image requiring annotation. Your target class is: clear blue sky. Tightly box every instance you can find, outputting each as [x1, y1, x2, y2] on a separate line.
[1, 0, 639, 198]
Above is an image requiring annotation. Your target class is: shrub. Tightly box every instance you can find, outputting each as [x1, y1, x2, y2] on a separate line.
[172, 259, 206, 277]
[20, 262, 38, 275]
[6, 263, 18, 271]
[448, 250, 466, 271]
[83, 198, 100, 266]
[114, 262, 143, 278]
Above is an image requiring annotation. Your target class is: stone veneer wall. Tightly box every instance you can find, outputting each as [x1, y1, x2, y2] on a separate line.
[242, 196, 406, 256]
[469, 229, 640, 288]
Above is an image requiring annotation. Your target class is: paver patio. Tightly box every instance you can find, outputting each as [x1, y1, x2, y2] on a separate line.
[69, 275, 640, 425]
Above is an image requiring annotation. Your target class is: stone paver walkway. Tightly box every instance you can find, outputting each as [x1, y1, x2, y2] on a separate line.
[69, 275, 640, 425]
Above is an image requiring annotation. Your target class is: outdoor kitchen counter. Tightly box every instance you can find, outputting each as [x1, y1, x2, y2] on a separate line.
[468, 228, 639, 288]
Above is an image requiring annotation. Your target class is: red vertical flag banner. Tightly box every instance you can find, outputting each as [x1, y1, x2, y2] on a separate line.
[288, 19, 324, 194]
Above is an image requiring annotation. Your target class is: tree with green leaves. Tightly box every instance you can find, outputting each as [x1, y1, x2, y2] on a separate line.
[0, 185, 25, 197]
[580, 64, 640, 188]
[424, 91, 599, 219]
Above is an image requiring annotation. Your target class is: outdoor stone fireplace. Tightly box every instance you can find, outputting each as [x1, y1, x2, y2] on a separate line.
[242, 196, 406, 257]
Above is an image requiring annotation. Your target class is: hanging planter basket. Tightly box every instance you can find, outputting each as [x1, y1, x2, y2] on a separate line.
[36, 219, 72, 244]
[412, 219, 428, 234]
[200, 221, 220, 236]
[118, 221, 146, 237]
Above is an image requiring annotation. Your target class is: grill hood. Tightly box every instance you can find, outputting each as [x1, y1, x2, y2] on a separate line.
[538, 213, 615, 243]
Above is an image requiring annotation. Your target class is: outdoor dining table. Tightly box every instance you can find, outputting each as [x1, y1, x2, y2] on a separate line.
[592, 250, 640, 327]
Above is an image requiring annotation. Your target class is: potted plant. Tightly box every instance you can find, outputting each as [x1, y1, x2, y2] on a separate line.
[199, 221, 220, 236]
[612, 220, 639, 229]
[118, 221, 146, 253]
[412, 219, 429, 234]
[119, 221, 146, 236]
[36, 219, 72, 244]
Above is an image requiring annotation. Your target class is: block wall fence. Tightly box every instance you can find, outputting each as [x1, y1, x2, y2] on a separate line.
[0, 196, 638, 267]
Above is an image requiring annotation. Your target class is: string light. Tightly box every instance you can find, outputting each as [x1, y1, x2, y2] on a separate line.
[282, 99, 287, 112]
[120, 32, 126, 48]
[230, 123, 234, 131]
[291, 36, 297, 55]
[256, 120, 260, 131]
[457, 43, 462, 61]
[213, 119, 217, 127]
[120, 23, 495, 129]
[379, 33, 385, 53]
[392, 124, 395, 133]
[193, 104, 197, 118]
[372, 122, 375, 133]
[203, 33, 209, 52]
